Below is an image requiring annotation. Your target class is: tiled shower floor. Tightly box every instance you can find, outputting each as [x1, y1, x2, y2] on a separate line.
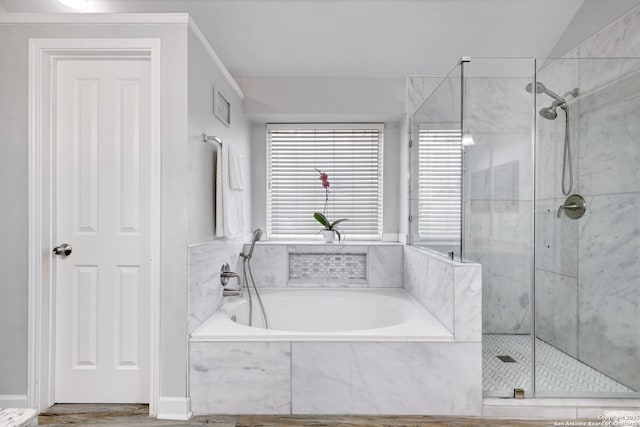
[483, 334, 634, 396]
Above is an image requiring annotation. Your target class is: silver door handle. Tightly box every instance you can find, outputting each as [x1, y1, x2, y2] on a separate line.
[53, 243, 72, 257]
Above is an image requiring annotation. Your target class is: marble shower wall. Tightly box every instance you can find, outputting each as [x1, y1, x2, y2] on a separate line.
[188, 233, 250, 333]
[463, 74, 534, 335]
[535, 6, 640, 390]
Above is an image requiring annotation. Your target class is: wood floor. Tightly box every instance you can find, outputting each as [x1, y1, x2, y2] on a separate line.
[38, 404, 576, 426]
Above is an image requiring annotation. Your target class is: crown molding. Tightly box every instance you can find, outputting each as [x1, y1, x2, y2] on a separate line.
[0, 12, 190, 24]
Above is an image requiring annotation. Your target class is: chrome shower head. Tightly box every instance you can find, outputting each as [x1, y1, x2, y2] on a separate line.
[539, 99, 567, 120]
[525, 81, 566, 103]
[539, 105, 558, 120]
[253, 228, 264, 242]
[241, 228, 264, 260]
[525, 82, 546, 94]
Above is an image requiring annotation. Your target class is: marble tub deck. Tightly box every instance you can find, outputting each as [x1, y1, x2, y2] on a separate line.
[39, 404, 596, 427]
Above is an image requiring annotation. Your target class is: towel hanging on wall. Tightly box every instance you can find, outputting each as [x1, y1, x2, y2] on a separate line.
[228, 145, 244, 191]
[216, 142, 245, 237]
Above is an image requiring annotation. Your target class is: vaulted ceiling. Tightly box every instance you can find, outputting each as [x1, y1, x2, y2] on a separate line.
[0, 0, 585, 77]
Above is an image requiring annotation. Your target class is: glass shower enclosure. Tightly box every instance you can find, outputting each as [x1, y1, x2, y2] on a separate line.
[408, 56, 640, 399]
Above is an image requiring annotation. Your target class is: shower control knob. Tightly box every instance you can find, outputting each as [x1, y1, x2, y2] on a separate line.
[53, 243, 73, 257]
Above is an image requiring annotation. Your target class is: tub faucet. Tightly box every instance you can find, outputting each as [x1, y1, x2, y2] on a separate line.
[220, 263, 241, 297]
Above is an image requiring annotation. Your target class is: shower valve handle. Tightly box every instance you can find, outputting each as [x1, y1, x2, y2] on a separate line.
[556, 203, 578, 218]
[556, 195, 586, 219]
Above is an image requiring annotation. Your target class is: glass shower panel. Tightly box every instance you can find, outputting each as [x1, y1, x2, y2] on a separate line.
[408, 63, 463, 259]
[461, 58, 536, 398]
[534, 57, 640, 397]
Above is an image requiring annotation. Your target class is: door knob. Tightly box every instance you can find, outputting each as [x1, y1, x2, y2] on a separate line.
[53, 243, 72, 256]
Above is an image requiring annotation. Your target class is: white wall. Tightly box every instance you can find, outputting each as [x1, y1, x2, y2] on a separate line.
[238, 77, 405, 121]
[0, 21, 189, 403]
[241, 77, 405, 239]
[187, 30, 251, 243]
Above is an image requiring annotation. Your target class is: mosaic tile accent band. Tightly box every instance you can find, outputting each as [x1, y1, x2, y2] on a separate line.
[289, 253, 367, 282]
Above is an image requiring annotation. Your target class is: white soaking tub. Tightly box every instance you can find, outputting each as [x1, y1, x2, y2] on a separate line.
[190, 288, 453, 341]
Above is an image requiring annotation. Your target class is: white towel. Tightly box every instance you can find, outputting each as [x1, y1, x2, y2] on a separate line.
[216, 143, 245, 237]
[228, 145, 244, 191]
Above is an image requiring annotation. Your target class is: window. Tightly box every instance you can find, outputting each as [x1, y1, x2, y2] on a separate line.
[418, 127, 462, 244]
[267, 123, 383, 240]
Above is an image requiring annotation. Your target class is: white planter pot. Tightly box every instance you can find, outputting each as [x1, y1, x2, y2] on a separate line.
[322, 230, 335, 243]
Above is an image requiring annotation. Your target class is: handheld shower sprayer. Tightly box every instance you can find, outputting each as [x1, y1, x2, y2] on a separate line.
[525, 82, 579, 120]
[239, 227, 269, 328]
[526, 81, 580, 196]
[241, 228, 264, 260]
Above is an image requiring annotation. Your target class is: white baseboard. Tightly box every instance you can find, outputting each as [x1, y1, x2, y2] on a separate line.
[157, 396, 192, 420]
[0, 394, 28, 408]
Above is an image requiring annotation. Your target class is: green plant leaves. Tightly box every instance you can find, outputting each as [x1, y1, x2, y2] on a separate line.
[313, 212, 331, 229]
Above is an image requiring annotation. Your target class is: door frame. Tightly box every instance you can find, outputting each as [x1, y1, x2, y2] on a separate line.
[27, 38, 162, 415]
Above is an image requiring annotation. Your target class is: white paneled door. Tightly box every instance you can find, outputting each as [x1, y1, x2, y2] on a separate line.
[54, 59, 151, 403]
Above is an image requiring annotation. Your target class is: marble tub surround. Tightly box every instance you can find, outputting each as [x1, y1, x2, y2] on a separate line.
[188, 233, 251, 333]
[291, 342, 482, 415]
[190, 342, 291, 414]
[242, 242, 403, 288]
[0, 409, 37, 427]
[189, 341, 482, 416]
[402, 245, 482, 341]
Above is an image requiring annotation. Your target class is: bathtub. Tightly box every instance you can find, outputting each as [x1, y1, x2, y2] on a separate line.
[190, 288, 453, 341]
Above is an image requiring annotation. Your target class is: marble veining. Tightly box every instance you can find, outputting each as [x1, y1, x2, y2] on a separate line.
[535, 198, 578, 278]
[578, 19, 625, 94]
[578, 89, 640, 196]
[464, 133, 533, 201]
[454, 264, 482, 342]
[465, 77, 531, 134]
[291, 342, 482, 416]
[241, 244, 287, 287]
[403, 246, 454, 332]
[534, 269, 579, 358]
[407, 76, 444, 117]
[368, 245, 403, 287]
[190, 342, 291, 414]
[0, 409, 37, 427]
[464, 200, 532, 335]
[577, 193, 640, 390]
[188, 234, 249, 333]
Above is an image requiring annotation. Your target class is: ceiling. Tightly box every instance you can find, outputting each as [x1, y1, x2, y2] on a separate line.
[0, 0, 585, 78]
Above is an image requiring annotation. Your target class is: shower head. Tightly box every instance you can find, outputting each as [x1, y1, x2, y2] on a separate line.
[539, 99, 567, 121]
[241, 228, 264, 260]
[525, 82, 545, 94]
[539, 105, 559, 120]
[252, 228, 264, 243]
[525, 81, 565, 103]
[527, 81, 579, 120]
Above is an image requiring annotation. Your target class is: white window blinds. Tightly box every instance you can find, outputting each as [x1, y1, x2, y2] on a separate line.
[418, 127, 462, 244]
[267, 123, 384, 240]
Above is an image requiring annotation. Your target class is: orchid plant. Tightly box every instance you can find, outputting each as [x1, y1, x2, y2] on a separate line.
[313, 168, 348, 241]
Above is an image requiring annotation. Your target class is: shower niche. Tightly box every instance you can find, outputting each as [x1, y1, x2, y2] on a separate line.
[408, 55, 640, 399]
